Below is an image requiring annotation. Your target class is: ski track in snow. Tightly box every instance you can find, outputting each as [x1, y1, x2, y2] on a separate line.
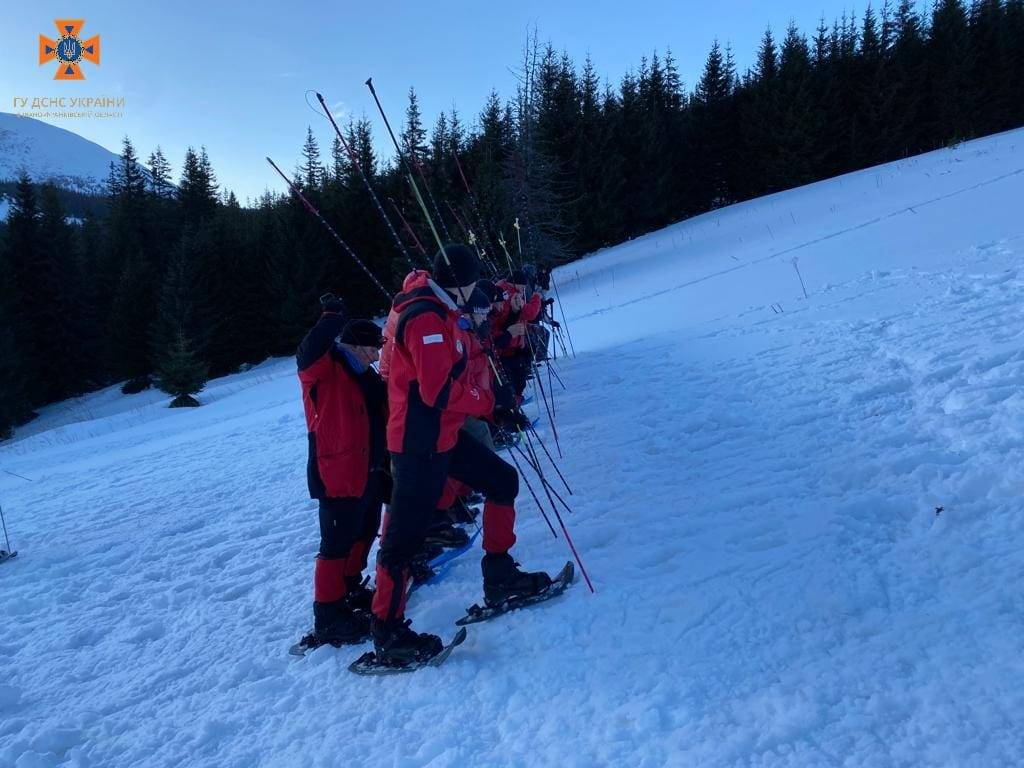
[3, 131, 1024, 767]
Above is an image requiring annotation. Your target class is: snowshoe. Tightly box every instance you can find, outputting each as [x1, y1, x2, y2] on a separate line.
[289, 632, 320, 657]
[407, 527, 481, 596]
[457, 561, 574, 626]
[408, 557, 437, 587]
[361, 618, 445, 668]
[313, 601, 371, 646]
[481, 552, 553, 606]
[424, 521, 471, 549]
[349, 626, 467, 676]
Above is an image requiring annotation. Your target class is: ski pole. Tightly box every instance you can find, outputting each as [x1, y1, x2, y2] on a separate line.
[546, 355, 556, 420]
[505, 442, 557, 539]
[526, 420, 572, 495]
[512, 442, 573, 518]
[547, 351, 567, 390]
[407, 145, 453, 243]
[523, 328, 561, 456]
[266, 157, 392, 302]
[389, 197, 428, 257]
[450, 205, 499, 278]
[517, 420, 573, 515]
[365, 77, 508, 388]
[530, 356, 560, 455]
[445, 200, 471, 240]
[1, 502, 12, 554]
[550, 273, 576, 358]
[497, 235, 515, 274]
[364, 78, 451, 244]
[316, 92, 419, 272]
[515, 427, 595, 593]
[365, 79, 447, 258]
[467, 231, 501, 279]
[554, 325, 569, 361]
[452, 148, 499, 257]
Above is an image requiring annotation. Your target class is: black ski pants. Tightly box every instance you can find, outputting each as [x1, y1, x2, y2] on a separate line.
[372, 430, 519, 621]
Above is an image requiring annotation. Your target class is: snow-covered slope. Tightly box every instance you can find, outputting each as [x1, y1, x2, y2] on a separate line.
[0, 113, 122, 194]
[3, 129, 1024, 767]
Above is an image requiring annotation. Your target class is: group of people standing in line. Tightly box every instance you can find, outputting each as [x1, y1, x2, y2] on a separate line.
[296, 243, 559, 667]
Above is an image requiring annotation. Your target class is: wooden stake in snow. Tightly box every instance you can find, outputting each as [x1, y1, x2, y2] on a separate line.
[791, 257, 809, 299]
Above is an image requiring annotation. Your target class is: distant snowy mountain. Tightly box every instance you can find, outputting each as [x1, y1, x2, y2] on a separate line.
[0, 112, 123, 195]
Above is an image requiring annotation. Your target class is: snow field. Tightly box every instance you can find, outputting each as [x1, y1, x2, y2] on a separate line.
[2, 129, 1024, 766]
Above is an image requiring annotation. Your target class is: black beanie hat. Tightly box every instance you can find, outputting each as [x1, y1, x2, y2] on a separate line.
[464, 286, 492, 313]
[475, 279, 500, 303]
[339, 319, 384, 347]
[433, 244, 480, 287]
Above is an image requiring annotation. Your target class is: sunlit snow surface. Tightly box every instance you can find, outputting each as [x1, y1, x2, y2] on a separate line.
[3, 130, 1024, 767]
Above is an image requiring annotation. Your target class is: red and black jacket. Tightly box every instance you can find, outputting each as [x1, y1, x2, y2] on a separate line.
[386, 272, 495, 455]
[378, 270, 429, 384]
[297, 312, 387, 500]
[490, 281, 542, 356]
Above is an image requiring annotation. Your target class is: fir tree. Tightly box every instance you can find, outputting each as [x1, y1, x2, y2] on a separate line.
[147, 146, 174, 198]
[330, 135, 346, 182]
[929, 0, 976, 144]
[401, 88, 428, 158]
[155, 328, 208, 407]
[35, 185, 81, 402]
[179, 147, 219, 226]
[105, 138, 158, 387]
[691, 40, 736, 208]
[300, 127, 323, 190]
[771, 24, 824, 189]
[0, 179, 36, 435]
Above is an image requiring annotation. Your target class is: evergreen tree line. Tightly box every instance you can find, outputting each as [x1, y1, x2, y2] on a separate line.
[2, 0, 1023, 437]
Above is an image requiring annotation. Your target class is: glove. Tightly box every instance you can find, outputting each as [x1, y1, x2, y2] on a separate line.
[320, 292, 346, 315]
[495, 407, 530, 432]
[493, 382, 515, 411]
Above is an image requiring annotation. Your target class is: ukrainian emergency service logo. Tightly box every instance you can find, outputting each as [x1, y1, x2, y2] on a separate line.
[39, 20, 101, 81]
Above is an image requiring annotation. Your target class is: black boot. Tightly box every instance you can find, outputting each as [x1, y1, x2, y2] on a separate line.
[343, 577, 374, 613]
[371, 617, 443, 666]
[481, 553, 552, 607]
[313, 601, 371, 646]
[424, 521, 470, 549]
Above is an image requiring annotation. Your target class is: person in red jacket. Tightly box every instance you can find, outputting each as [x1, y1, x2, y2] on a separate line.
[370, 245, 553, 667]
[381, 277, 475, 550]
[491, 270, 543, 400]
[296, 297, 387, 648]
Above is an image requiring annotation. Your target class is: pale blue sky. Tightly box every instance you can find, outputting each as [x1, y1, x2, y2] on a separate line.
[2, 1, 891, 203]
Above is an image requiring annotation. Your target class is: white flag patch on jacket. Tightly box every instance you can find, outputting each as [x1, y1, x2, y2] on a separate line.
[422, 333, 444, 345]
